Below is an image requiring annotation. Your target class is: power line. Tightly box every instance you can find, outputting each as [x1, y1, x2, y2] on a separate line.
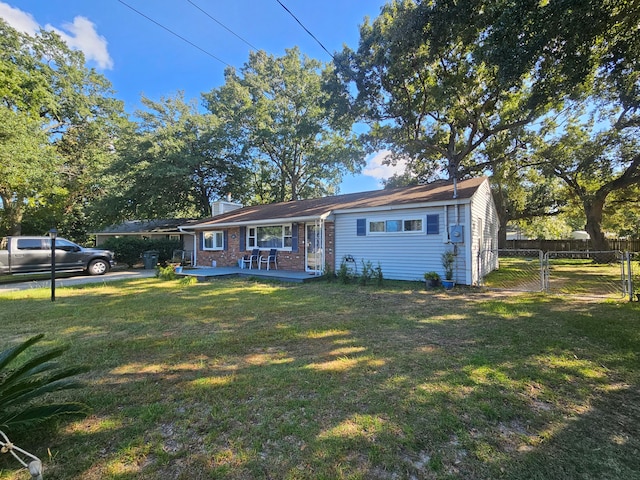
[275, 0, 334, 60]
[185, 0, 260, 52]
[116, 0, 232, 67]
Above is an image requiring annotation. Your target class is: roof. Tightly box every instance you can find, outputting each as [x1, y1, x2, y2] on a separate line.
[94, 218, 200, 235]
[188, 177, 488, 229]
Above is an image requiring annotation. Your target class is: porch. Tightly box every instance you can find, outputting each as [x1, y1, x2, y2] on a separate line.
[177, 266, 323, 284]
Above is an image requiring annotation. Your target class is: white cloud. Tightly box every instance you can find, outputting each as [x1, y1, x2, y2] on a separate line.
[0, 2, 113, 70]
[0, 2, 39, 34]
[362, 150, 408, 180]
[47, 17, 113, 70]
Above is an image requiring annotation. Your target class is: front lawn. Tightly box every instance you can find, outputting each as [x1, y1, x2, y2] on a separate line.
[0, 278, 638, 479]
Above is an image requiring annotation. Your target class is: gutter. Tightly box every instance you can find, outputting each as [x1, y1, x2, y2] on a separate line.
[332, 198, 472, 215]
[180, 212, 333, 230]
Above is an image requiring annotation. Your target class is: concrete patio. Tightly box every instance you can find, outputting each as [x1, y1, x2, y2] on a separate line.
[177, 266, 323, 283]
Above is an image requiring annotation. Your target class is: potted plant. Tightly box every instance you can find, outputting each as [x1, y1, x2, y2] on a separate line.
[424, 271, 440, 288]
[441, 250, 456, 289]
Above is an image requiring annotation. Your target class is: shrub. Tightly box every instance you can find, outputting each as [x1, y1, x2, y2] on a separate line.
[359, 259, 374, 286]
[0, 334, 89, 434]
[146, 238, 181, 264]
[101, 237, 181, 267]
[156, 264, 177, 280]
[337, 259, 351, 284]
[101, 237, 147, 267]
[374, 262, 384, 287]
[323, 262, 336, 283]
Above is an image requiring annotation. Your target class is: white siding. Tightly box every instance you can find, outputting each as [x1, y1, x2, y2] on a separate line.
[469, 179, 499, 284]
[334, 205, 469, 282]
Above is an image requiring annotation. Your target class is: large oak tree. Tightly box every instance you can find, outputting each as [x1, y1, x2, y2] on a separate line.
[204, 47, 364, 203]
[0, 20, 124, 238]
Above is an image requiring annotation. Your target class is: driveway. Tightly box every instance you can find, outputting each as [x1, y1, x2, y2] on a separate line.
[0, 269, 157, 293]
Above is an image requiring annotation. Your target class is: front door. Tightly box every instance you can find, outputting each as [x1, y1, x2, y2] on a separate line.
[305, 223, 323, 273]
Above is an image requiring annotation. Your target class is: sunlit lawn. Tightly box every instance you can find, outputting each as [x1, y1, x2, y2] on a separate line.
[484, 257, 628, 297]
[1, 277, 639, 479]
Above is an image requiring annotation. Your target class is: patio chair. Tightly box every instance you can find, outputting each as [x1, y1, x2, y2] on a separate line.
[241, 248, 260, 269]
[259, 249, 278, 270]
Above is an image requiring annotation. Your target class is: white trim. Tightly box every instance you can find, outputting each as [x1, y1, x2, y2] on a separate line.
[202, 231, 224, 250]
[332, 198, 472, 215]
[367, 217, 425, 235]
[246, 224, 293, 251]
[305, 220, 324, 275]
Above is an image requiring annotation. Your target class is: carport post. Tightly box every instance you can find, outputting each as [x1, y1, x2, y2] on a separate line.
[50, 228, 57, 302]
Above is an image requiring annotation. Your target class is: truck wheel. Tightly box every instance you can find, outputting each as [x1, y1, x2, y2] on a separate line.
[87, 259, 109, 276]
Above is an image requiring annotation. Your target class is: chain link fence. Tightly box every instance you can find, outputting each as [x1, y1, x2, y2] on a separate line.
[480, 249, 638, 299]
[543, 250, 626, 298]
[479, 249, 544, 292]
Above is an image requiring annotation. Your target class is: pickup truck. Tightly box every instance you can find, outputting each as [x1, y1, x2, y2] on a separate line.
[0, 236, 115, 276]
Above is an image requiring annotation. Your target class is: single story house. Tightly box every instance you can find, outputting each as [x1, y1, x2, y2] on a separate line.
[181, 177, 499, 285]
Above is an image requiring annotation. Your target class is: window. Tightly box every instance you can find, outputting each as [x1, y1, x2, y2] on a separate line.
[368, 218, 424, 234]
[16, 239, 43, 250]
[369, 221, 385, 233]
[203, 231, 224, 250]
[247, 225, 292, 250]
[45, 238, 80, 252]
[426, 214, 439, 235]
[404, 219, 423, 232]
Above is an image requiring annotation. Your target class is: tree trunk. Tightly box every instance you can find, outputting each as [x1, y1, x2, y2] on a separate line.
[583, 196, 608, 252]
[491, 188, 509, 249]
[0, 194, 24, 236]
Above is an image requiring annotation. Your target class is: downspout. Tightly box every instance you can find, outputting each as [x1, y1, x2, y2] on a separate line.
[178, 227, 197, 267]
[443, 205, 449, 243]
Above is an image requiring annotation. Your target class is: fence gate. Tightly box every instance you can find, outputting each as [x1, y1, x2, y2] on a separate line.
[543, 250, 628, 298]
[478, 249, 545, 292]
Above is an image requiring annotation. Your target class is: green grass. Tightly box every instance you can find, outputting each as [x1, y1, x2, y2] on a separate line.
[1, 278, 639, 479]
[484, 257, 628, 297]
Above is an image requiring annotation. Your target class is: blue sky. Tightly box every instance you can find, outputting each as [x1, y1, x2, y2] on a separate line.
[1, 0, 407, 194]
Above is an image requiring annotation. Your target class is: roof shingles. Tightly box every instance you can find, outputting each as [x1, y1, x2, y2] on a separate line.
[190, 177, 486, 228]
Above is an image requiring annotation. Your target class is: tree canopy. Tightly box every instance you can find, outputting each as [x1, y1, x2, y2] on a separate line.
[0, 19, 124, 238]
[204, 47, 364, 203]
[99, 93, 248, 223]
[331, 0, 640, 244]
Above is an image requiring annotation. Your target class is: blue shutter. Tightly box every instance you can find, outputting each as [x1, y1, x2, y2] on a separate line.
[199, 232, 204, 249]
[223, 230, 228, 250]
[239, 226, 246, 251]
[426, 214, 439, 235]
[292, 223, 298, 252]
[356, 218, 366, 236]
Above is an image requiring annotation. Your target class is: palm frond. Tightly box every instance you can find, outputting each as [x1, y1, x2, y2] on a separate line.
[0, 334, 45, 371]
[0, 403, 90, 431]
[0, 335, 89, 436]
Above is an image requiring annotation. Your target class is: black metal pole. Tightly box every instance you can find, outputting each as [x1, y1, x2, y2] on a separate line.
[50, 228, 57, 302]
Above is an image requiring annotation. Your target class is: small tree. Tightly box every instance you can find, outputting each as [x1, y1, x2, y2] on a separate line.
[441, 251, 455, 281]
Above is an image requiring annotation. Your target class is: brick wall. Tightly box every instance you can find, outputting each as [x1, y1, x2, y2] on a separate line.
[195, 222, 335, 272]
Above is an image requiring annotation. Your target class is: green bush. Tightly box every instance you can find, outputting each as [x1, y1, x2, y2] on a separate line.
[101, 237, 146, 267]
[337, 259, 352, 284]
[359, 259, 374, 286]
[0, 334, 89, 434]
[374, 262, 384, 287]
[146, 238, 181, 264]
[101, 237, 181, 267]
[156, 264, 177, 280]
